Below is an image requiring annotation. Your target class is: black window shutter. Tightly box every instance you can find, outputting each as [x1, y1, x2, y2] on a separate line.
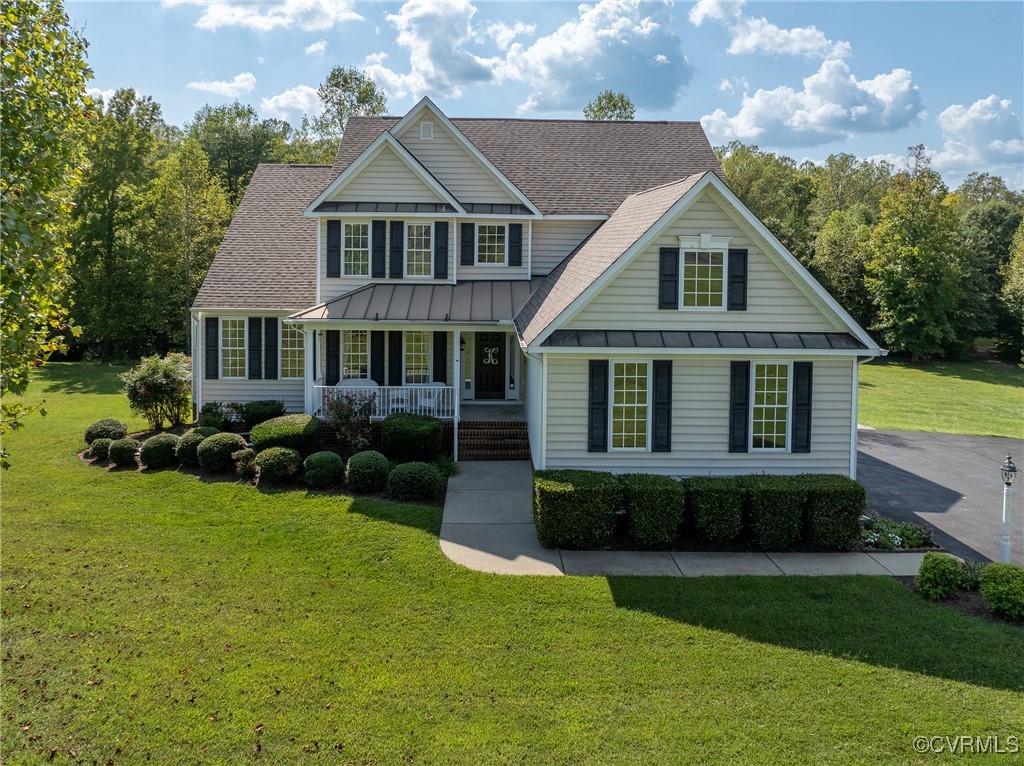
[659, 247, 679, 309]
[460, 222, 475, 265]
[792, 362, 813, 453]
[370, 331, 385, 384]
[326, 220, 341, 278]
[727, 249, 748, 311]
[325, 330, 340, 385]
[588, 360, 609, 453]
[389, 220, 404, 278]
[432, 332, 447, 384]
[652, 360, 672, 452]
[508, 223, 523, 267]
[371, 220, 387, 278]
[247, 317, 262, 379]
[729, 361, 750, 453]
[264, 318, 279, 380]
[434, 221, 449, 279]
[388, 331, 403, 385]
[204, 318, 219, 380]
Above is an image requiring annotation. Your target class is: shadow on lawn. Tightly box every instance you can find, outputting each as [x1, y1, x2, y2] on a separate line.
[864, 357, 1023, 387]
[37, 362, 129, 395]
[607, 575, 1024, 692]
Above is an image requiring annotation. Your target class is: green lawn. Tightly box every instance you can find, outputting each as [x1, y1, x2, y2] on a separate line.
[3, 363, 1023, 764]
[858, 357, 1024, 438]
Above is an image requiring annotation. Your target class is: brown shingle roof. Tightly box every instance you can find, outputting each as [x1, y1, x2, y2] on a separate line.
[515, 174, 707, 346]
[193, 164, 334, 310]
[332, 117, 722, 215]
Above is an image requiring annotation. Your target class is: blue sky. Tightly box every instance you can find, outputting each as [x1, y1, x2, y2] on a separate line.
[69, 1, 1024, 188]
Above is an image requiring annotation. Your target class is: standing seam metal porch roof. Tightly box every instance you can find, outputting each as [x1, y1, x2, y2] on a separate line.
[290, 280, 543, 323]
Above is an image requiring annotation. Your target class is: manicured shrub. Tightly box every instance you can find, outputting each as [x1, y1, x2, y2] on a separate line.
[120, 353, 191, 430]
[250, 414, 322, 456]
[620, 473, 685, 550]
[800, 474, 866, 550]
[979, 563, 1024, 621]
[533, 470, 622, 550]
[139, 433, 180, 469]
[916, 552, 964, 600]
[431, 455, 459, 478]
[745, 475, 807, 551]
[304, 451, 345, 489]
[325, 391, 376, 454]
[239, 400, 287, 429]
[233, 448, 257, 478]
[88, 438, 113, 461]
[254, 447, 302, 483]
[175, 427, 219, 467]
[197, 432, 247, 473]
[197, 402, 229, 431]
[344, 450, 390, 494]
[960, 559, 984, 591]
[387, 461, 445, 501]
[85, 418, 127, 445]
[381, 413, 443, 462]
[108, 438, 141, 467]
[685, 477, 744, 544]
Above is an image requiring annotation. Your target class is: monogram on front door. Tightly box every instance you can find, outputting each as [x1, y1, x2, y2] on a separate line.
[474, 332, 505, 400]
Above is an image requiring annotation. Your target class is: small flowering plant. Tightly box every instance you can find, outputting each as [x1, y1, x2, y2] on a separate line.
[860, 513, 935, 550]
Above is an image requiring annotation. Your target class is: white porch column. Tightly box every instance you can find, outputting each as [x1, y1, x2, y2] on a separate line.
[453, 329, 461, 461]
[304, 328, 317, 415]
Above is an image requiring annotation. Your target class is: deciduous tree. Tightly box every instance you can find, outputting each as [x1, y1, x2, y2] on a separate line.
[811, 207, 874, 329]
[583, 90, 636, 120]
[311, 66, 387, 141]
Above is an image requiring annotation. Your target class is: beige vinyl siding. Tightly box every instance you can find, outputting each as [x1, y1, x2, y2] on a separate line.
[457, 219, 529, 281]
[543, 355, 853, 475]
[523, 355, 544, 468]
[398, 121, 519, 205]
[530, 219, 603, 275]
[568, 189, 840, 333]
[202, 378, 305, 414]
[329, 144, 445, 204]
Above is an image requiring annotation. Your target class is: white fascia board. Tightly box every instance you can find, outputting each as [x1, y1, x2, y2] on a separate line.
[540, 214, 609, 221]
[528, 346, 875, 358]
[530, 173, 714, 348]
[192, 307, 302, 316]
[304, 132, 465, 215]
[702, 174, 880, 352]
[391, 97, 543, 217]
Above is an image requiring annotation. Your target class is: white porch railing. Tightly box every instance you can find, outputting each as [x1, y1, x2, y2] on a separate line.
[314, 383, 458, 420]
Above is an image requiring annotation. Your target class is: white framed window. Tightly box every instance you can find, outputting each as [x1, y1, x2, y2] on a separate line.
[679, 234, 730, 310]
[751, 361, 790, 450]
[220, 318, 246, 379]
[280, 325, 305, 379]
[344, 222, 370, 276]
[406, 223, 432, 278]
[404, 331, 431, 384]
[342, 330, 369, 379]
[476, 224, 507, 265]
[610, 360, 650, 450]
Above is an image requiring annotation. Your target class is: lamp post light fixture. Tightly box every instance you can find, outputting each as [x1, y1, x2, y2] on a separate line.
[1000, 454, 1017, 564]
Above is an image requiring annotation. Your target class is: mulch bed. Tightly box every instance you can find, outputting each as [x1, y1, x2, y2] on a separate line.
[895, 575, 1020, 627]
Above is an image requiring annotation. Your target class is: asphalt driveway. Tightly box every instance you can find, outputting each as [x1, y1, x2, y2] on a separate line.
[857, 429, 1024, 562]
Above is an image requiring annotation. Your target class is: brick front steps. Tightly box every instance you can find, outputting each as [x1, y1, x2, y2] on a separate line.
[458, 420, 530, 461]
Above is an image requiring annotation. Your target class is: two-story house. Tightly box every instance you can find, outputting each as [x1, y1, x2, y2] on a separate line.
[191, 97, 883, 476]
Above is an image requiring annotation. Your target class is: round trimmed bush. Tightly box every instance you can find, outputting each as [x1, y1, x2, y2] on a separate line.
[88, 438, 113, 461]
[304, 451, 345, 489]
[108, 438, 141, 467]
[387, 461, 445, 501]
[345, 450, 390, 494]
[381, 413, 443, 462]
[85, 418, 127, 445]
[232, 447, 257, 478]
[197, 432, 247, 473]
[916, 552, 964, 600]
[979, 563, 1024, 621]
[254, 447, 302, 483]
[175, 427, 219, 467]
[140, 433, 180, 469]
[250, 414, 322, 456]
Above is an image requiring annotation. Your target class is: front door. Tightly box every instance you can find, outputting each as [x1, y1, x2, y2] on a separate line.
[474, 332, 506, 400]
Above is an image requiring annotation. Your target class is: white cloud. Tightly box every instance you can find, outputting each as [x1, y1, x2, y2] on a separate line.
[186, 71, 257, 98]
[718, 76, 749, 94]
[257, 56, 266, 65]
[690, 0, 849, 59]
[485, 21, 535, 51]
[932, 95, 1023, 172]
[305, 39, 327, 56]
[163, 0, 361, 32]
[86, 86, 116, 104]
[260, 84, 321, 121]
[701, 58, 923, 147]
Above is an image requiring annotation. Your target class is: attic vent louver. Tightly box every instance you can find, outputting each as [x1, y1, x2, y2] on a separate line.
[419, 121, 434, 140]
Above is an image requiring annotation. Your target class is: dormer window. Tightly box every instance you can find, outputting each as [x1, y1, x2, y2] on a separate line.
[419, 121, 434, 140]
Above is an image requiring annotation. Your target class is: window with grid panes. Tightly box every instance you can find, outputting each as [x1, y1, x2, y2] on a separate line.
[404, 331, 430, 384]
[342, 330, 369, 379]
[477, 224, 506, 264]
[406, 223, 432, 277]
[344, 223, 369, 276]
[220, 318, 246, 378]
[280, 326, 305, 379]
[682, 250, 725, 308]
[752, 362, 789, 449]
[611, 361, 649, 450]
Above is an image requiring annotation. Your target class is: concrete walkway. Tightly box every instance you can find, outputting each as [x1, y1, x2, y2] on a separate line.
[440, 462, 928, 577]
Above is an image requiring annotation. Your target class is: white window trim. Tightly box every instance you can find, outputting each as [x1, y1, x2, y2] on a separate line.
[403, 330, 433, 385]
[749, 359, 792, 453]
[404, 222, 433, 279]
[341, 221, 371, 278]
[475, 222, 508, 267]
[608, 359, 652, 452]
[678, 234, 732, 312]
[341, 329, 370, 380]
[219, 317, 247, 380]
[280, 324, 305, 380]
